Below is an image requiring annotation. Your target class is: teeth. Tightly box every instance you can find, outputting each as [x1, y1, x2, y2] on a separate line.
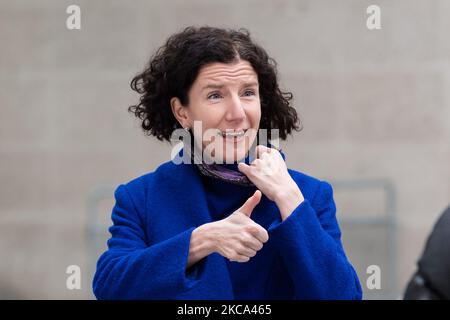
[221, 130, 245, 137]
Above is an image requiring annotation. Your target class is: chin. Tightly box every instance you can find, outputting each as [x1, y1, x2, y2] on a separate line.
[219, 145, 249, 164]
[201, 133, 257, 164]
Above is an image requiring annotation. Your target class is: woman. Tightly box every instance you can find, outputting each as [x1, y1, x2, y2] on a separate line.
[92, 26, 362, 300]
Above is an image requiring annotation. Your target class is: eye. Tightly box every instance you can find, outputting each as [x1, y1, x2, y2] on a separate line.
[207, 92, 222, 100]
[242, 89, 256, 97]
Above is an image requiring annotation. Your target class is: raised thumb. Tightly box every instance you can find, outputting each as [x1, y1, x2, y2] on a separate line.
[238, 190, 262, 218]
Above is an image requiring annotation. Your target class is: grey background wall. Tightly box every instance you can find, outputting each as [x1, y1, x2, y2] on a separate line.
[0, 0, 449, 299]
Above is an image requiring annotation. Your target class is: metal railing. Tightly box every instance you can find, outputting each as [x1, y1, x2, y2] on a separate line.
[330, 178, 397, 299]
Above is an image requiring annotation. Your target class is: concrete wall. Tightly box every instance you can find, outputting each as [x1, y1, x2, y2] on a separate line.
[0, 0, 449, 299]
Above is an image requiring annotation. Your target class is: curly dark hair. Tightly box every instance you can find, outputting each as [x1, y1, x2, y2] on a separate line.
[128, 26, 302, 142]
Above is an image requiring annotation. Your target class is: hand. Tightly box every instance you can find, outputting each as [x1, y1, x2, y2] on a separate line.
[238, 145, 304, 220]
[206, 190, 269, 262]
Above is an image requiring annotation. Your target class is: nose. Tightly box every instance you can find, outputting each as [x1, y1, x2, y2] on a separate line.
[225, 93, 246, 123]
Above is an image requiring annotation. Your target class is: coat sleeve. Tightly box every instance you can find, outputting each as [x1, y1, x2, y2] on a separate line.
[267, 181, 363, 300]
[92, 184, 201, 299]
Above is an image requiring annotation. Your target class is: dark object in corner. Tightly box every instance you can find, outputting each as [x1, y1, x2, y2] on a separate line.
[404, 205, 450, 300]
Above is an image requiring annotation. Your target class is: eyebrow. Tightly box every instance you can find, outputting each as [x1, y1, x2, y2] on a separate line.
[201, 81, 259, 92]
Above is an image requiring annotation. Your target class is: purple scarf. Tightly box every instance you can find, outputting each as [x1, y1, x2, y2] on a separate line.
[188, 142, 255, 187]
[183, 132, 281, 187]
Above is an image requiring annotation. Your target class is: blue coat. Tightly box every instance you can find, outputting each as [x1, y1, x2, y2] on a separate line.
[93, 151, 362, 300]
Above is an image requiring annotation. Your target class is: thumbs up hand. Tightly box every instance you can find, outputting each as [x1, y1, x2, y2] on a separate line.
[237, 189, 262, 218]
[205, 190, 269, 263]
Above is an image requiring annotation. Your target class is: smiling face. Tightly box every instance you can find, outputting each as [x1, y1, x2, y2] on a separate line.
[171, 59, 261, 163]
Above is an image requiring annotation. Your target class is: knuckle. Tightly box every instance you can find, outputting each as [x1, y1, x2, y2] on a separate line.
[244, 225, 258, 234]
[236, 244, 247, 253]
[251, 240, 262, 250]
[259, 230, 269, 242]
[240, 239, 251, 247]
[240, 233, 253, 243]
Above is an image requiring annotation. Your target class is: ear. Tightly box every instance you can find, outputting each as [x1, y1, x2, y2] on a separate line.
[170, 97, 190, 129]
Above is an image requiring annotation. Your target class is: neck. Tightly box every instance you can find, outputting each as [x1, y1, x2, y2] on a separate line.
[186, 143, 255, 187]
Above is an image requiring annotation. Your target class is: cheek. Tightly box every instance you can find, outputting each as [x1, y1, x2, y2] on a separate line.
[190, 105, 222, 127]
[203, 112, 224, 129]
[248, 103, 262, 127]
